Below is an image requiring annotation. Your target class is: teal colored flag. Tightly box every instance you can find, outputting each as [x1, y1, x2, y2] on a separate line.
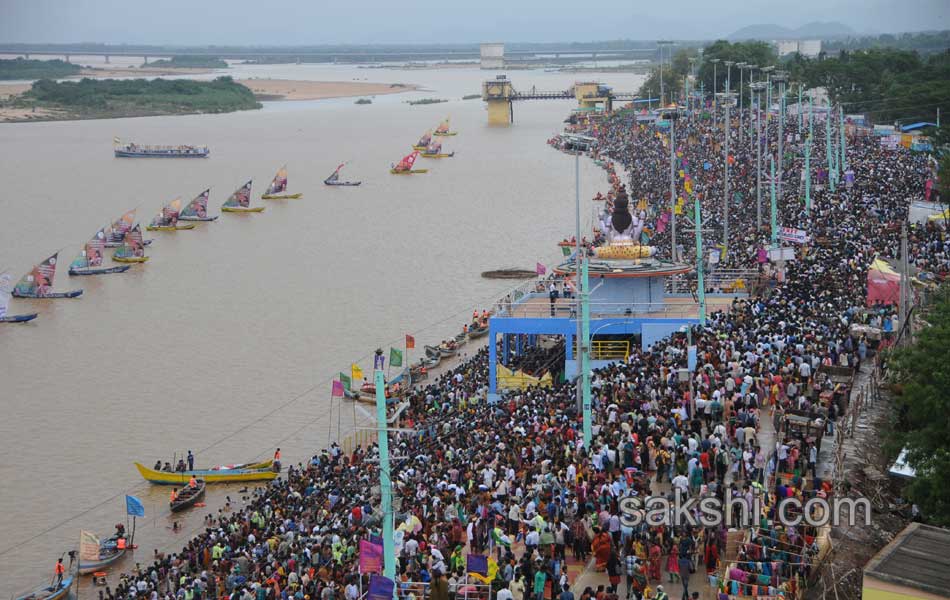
[339, 372, 352, 391]
[389, 347, 403, 368]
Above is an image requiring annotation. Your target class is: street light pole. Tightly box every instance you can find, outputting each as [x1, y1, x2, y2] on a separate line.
[581, 257, 592, 446]
[736, 63, 747, 145]
[773, 71, 789, 212]
[665, 108, 680, 260]
[694, 196, 706, 326]
[751, 81, 767, 231]
[710, 59, 720, 113]
[574, 152, 582, 418]
[718, 91, 736, 254]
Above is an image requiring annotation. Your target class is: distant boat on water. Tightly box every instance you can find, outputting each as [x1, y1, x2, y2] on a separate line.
[147, 198, 197, 231]
[114, 138, 209, 158]
[178, 189, 218, 221]
[0, 273, 38, 323]
[69, 229, 131, 276]
[261, 166, 303, 199]
[221, 180, 265, 213]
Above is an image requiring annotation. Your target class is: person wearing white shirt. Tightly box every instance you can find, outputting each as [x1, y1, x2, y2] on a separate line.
[672, 474, 689, 496]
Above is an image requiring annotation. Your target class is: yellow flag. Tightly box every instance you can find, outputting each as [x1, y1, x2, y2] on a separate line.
[351, 363, 363, 382]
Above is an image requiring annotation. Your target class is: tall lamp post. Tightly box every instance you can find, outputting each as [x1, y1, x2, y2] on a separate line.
[724, 61, 735, 93]
[735, 62, 747, 143]
[750, 81, 768, 231]
[746, 65, 758, 141]
[709, 58, 721, 112]
[760, 66, 775, 121]
[373, 370, 396, 584]
[657, 41, 675, 107]
[717, 91, 737, 254]
[662, 108, 681, 261]
[772, 70, 789, 209]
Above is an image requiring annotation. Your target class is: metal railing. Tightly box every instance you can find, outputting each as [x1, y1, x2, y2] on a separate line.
[666, 268, 760, 295]
[573, 339, 630, 359]
[503, 300, 700, 319]
[394, 580, 493, 600]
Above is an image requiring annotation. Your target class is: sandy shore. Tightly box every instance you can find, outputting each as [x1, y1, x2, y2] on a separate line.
[78, 66, 213, 78]
[237, 78, 418, 101]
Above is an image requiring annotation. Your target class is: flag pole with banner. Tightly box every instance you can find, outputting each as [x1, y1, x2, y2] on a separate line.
[125, 495, 144, 548]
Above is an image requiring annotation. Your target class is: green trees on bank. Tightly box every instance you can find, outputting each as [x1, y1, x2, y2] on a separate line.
[24, 76, 261, 116]
[147, 56, 229, 69]
[0, 58, 80, 80]
[887, 287, 950, 525]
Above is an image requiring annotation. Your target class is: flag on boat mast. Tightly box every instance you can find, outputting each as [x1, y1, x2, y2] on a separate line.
[125, 495, 145, 517]
[405, 334, 415, 349]
[351, 363, 363, 383]
[339, 372, 352, 391]
[536, 262, 546, 276]
[389, 348, 403, 368]
[331, 380, 345, 398]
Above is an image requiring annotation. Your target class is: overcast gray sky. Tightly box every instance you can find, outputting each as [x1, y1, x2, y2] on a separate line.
[0, 0, 946, 45]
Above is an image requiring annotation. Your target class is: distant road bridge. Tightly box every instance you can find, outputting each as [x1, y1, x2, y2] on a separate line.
[0, 46, 656, 65]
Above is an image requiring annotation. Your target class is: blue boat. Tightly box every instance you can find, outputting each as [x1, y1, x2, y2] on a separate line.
[78, 537, 127, 575]
[114, 140, 209, 158]
[0, 313, 38, 323]
[14, 553, 76, 600]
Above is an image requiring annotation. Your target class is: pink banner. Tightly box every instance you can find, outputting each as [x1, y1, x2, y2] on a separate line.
[360, 539, 383, 573]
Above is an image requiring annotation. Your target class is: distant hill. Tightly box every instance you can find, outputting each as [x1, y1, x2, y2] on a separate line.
[728, 21, 856, 41]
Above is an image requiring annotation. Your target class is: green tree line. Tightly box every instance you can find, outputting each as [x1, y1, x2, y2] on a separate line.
[0, 58, 80, 81]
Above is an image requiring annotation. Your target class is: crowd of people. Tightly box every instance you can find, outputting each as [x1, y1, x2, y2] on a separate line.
[92, 98, 944, 600]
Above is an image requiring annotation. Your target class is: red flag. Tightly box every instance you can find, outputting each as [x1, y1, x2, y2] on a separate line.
[536, 262, 546, 275]
[332, 380, 344, 398]
[405, 334, 415, 349]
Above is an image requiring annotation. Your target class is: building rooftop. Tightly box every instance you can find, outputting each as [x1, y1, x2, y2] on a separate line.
[864, 523, 950, 598]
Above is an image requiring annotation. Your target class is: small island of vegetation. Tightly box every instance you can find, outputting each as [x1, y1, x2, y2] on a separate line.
[355, 98, 372, 104]
[6, 76, 260, 121]
[146, 55, 229, 69]
[0, 57, 80, 81]
[408, 97, 448, 106]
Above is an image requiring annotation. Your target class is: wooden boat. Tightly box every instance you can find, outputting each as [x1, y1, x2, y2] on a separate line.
[356, 382, 405, 404]
[134, 462, 278, 485]
[147, 198, 197, 230]
[78, 537, 127, 575]
[421, 152, 454, 158]
[178, 189, 218, 221]
[468, 325, 489, 339]
[412, 130, 432, 150]
[454, 332, 468, 344]
[114, 139, 209, 158]
[12, 253, 83, 298]
[103, 209, 153, 247]
[16, 553, 77, 600]
[169, 480, 206, 512]
[1, 273, 39, 323]
[439, 342, 459, 357]
[222, 180, 265, 212]
[262, 166, 303, 199]
[424, 345, 442, 359]
[70, 229, 128, 275]
[324, 163, 361, 186]
[112, 225, 149, 263]
[390, 151, 427, 175]
[433, 118, 457, 136]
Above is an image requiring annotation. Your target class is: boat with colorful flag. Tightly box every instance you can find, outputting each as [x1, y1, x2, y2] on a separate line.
[78, 530, 128, 575]
[12, 253, 83, 298]
[134, 462, 278, 485]
[104, 210, 154, 248]
[178, 189, 217, 221]
[433, 117, 457, 136]
[261, 166, 302, 199]
[146, 198, 196, 231]
[412, 130, 433, 150]
[324, 163, 361, 186]
[0, 273, 38, 323]
[420, 139, 454, 158]
[390, 151, 428, 175]
[112, 225, 149, 263]
[221, 180, 265, 213]
[69, 230, 131, 276]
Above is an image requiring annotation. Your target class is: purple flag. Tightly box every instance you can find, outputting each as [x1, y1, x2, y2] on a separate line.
[332, 380, 345, 398]
[368, 575, 394, 600]
[467, 554, 488, 577]
[374, 353, 385, 370]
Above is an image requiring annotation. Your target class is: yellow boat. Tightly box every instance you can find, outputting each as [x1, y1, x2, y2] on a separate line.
[222, 206, 266, 213]
[433, 131, 457, 137]
[421, 152, 455, 159]
[262, 193, 303, 200]
[390, 169, 429, 175]
[412, 145, 428, 151]
[112, 255, 149, 263]
[146, 223, 197, 231]
[134, 462, 278, 485]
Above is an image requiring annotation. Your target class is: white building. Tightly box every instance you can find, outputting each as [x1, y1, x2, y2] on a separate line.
[774, 39, 822, 58]
[480, 43, 504, 70]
